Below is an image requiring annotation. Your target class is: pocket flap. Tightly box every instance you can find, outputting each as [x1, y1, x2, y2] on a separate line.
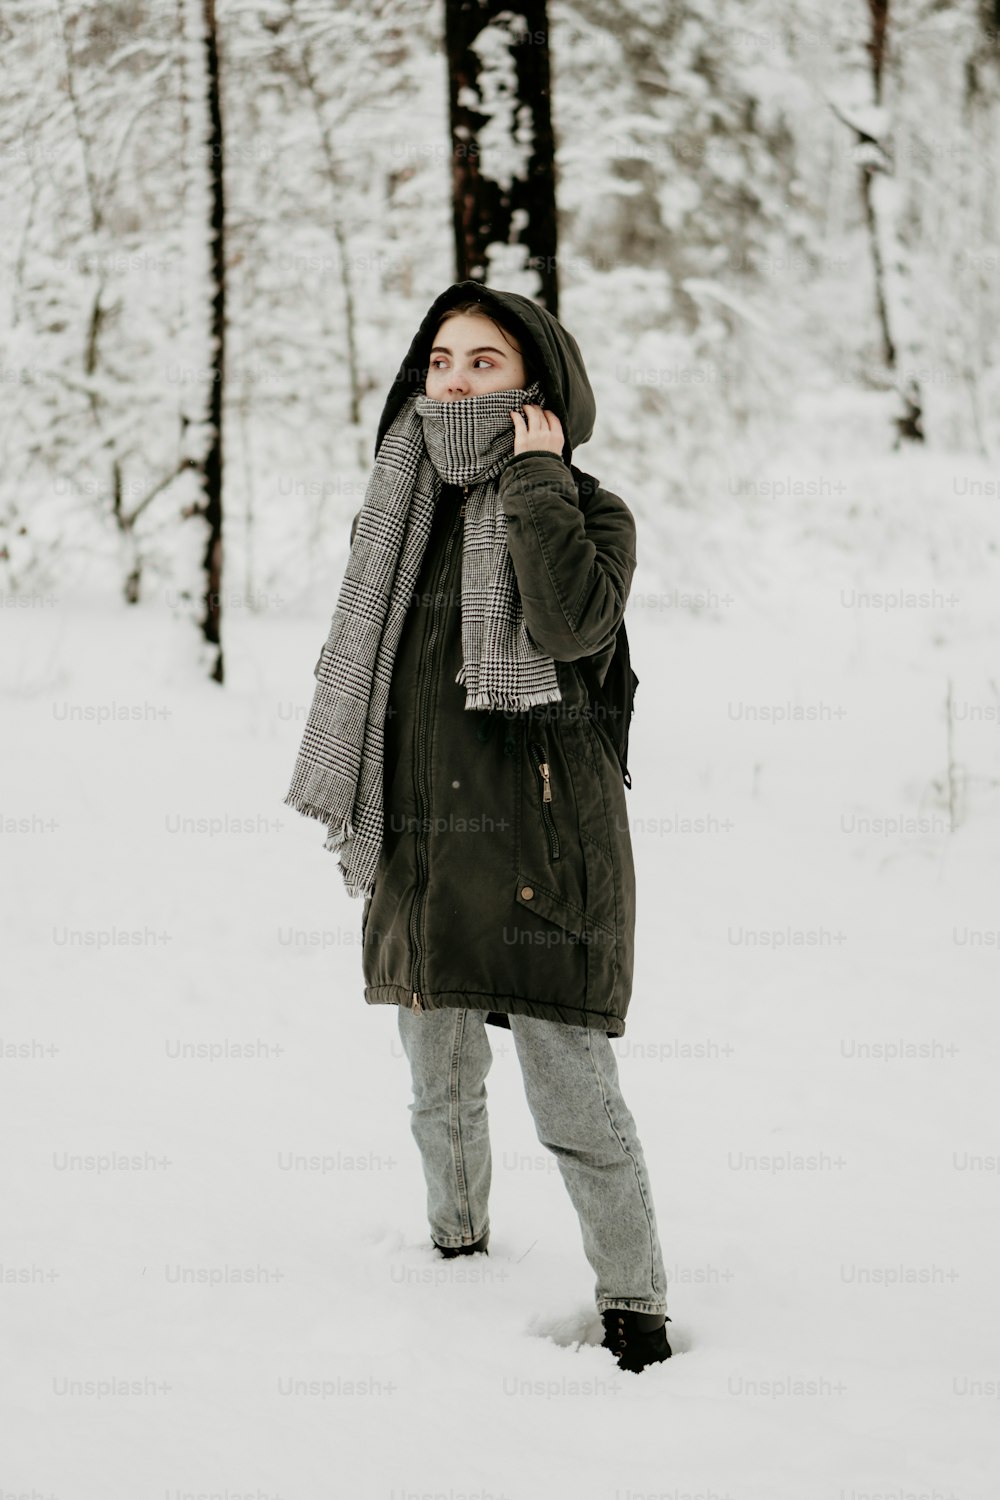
[514, 874, 614, 941]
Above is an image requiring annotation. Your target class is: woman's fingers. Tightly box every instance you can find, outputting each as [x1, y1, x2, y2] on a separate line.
[511, 403, 564, 455]
[513, 403, 562, 433]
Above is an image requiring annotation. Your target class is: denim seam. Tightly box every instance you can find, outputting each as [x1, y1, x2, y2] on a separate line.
[448, 1009, 473, 1241]
[597, 1297, 668, 1316]
[584, 1029, 664, 1305]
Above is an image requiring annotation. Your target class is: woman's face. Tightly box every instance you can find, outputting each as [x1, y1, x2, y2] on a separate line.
[425, 313, 527, 400]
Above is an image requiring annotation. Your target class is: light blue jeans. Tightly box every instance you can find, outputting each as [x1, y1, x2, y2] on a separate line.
[396, 1004, 669, 1316]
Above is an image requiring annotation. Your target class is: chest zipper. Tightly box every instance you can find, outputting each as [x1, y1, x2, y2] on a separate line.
[529, 738, 561, 860]
[408, 485, 466, 1016]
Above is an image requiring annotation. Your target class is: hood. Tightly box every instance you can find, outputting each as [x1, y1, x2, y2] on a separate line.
[374, 280, 596, 467]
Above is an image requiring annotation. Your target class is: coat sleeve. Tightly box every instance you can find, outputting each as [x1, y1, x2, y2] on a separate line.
[314, 507, 364, 679]
[497, 451, 638, 662]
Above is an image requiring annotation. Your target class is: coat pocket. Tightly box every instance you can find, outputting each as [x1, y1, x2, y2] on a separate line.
[519, 718, 613, 924]
[527, 736, 561, 861]
[518, 724, 585, 914]
[560, 716, 629, 949]
[513, 873, 618, 1015]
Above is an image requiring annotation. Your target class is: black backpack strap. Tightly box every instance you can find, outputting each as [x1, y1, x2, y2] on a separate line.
[567, 463, 638, 790]
[576, 625, 637, 790]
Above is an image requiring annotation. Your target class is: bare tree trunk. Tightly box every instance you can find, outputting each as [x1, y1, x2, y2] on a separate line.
[285, 0, 363, 440]
[55, 0, 187, 605]
[179, 0, 226, 683]
[55, 0, 130, 596]
[841, 0, 924, 445]
[444, 0, 559, 311]
[201, 0, 225, 683]
[859, 0, 896, 372]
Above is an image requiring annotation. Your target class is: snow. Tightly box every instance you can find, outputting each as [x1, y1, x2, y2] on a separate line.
[469, 13, 535, 195]
[3, 419, 998, 1498]
[3, 1, 999, 1486]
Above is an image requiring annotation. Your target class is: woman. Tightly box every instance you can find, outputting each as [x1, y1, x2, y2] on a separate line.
[284, 280, 671, 1373]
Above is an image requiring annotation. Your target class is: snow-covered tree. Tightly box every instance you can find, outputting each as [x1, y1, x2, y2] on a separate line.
[5, 0, 1000, 627]
[176, 0, 227, 682]
[0, 1, 191, 601]
[444, 0, 559, 307]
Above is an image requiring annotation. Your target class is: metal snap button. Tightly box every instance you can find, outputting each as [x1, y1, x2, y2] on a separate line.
[520, 885, 534, 900]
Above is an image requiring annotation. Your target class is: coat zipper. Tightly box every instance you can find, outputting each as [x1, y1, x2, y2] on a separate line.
[529, 738, 560, 860]
[409, 484, 467, 1013]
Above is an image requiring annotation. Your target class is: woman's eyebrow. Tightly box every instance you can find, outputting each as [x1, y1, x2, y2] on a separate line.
[429, 345, 508, 357]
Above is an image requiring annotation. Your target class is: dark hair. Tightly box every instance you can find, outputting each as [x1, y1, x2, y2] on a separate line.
[431, 298, 541, 389]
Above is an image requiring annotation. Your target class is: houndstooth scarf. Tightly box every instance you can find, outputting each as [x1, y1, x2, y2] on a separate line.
[283, 379, 563, 898]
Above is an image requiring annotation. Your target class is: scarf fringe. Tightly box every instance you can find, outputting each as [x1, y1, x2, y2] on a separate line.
[282, 789, 354, 846]
[455, 661, 562, 714]
[462, 685, 564, 712]
[323, 819, 355, 854]
[283, 793, 370, 896]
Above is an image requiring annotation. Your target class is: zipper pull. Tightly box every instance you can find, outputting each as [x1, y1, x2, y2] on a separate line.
[539, 760, 552, 802]
[411, 991, 423, 1012]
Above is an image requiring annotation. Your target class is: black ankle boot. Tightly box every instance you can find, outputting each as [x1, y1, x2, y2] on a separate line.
[432, 1230, 489, 1258]
[600, 1308, 672, 1372]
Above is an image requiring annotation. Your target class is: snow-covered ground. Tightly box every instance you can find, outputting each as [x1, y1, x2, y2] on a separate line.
[3, 432, 998, 1500]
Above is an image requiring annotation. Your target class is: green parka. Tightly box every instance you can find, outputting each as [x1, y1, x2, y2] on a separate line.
[318, 283, 639, 1037]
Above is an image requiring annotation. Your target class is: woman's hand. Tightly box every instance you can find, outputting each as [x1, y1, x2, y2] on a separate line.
[511, 403, 564, 457]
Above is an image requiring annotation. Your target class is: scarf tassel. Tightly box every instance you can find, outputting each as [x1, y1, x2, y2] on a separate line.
[322, 817, 355, 853]
[455, 662, 563, 716]
[282, 789, 353, 836]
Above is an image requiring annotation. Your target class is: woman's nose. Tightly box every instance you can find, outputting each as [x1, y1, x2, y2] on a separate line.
[446, 371, 469, 397]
